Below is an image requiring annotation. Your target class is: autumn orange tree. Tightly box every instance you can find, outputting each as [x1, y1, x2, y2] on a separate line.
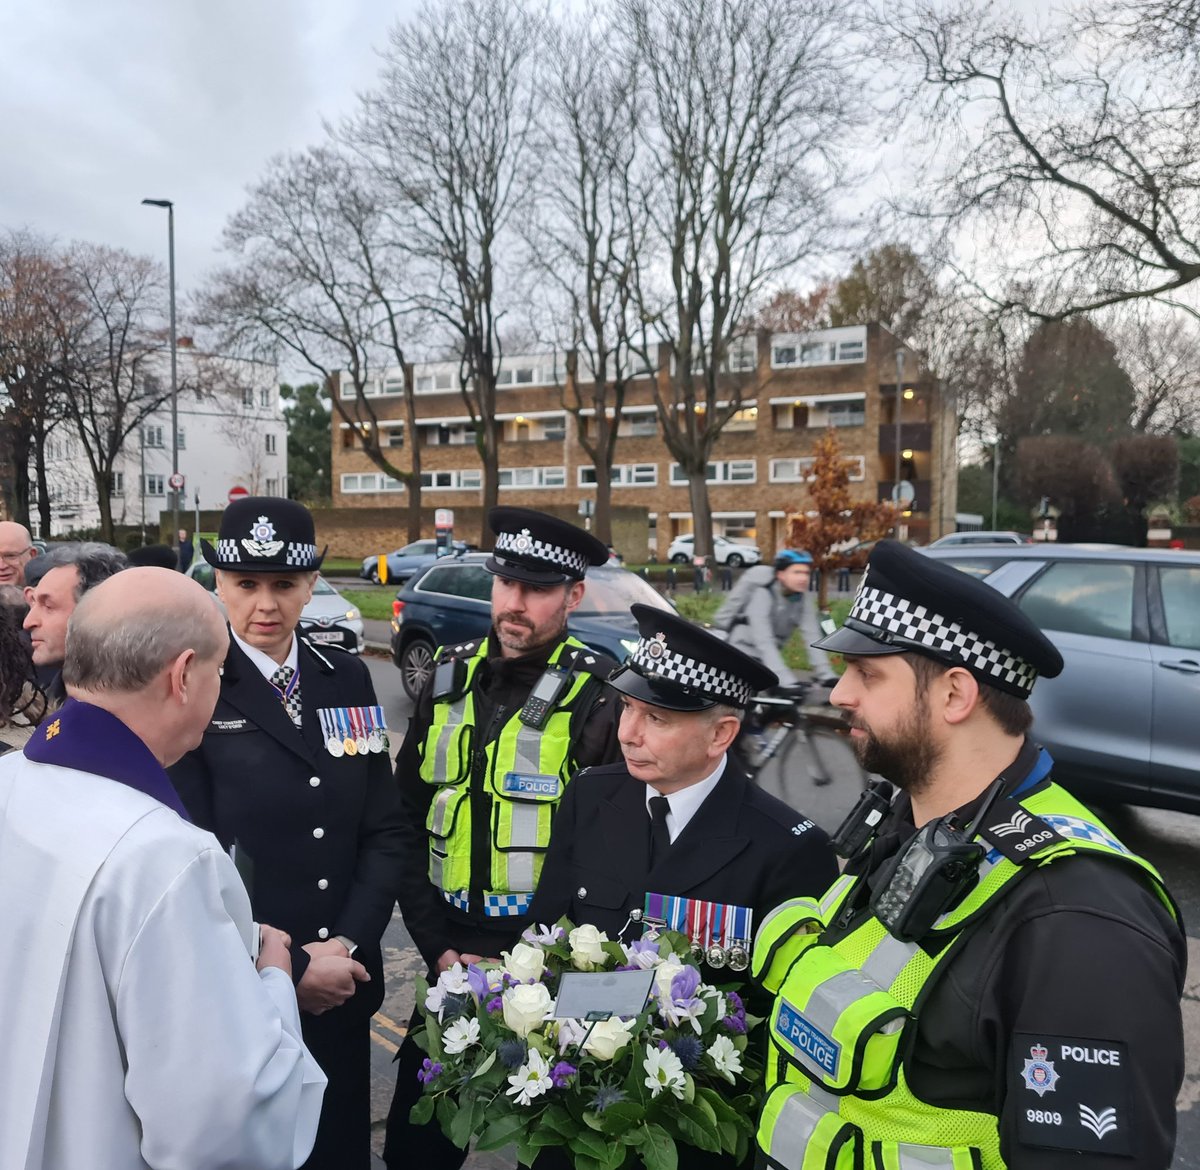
[786, 428, 897, 606]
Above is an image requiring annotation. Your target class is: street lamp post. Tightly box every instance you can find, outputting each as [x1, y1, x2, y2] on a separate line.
[141, 198, 179, 548]
[894, 348, 906, 504]
[991, 438, 1001, 530]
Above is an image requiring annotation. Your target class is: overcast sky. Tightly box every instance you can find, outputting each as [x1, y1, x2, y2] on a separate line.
[0, 0, 414, 305]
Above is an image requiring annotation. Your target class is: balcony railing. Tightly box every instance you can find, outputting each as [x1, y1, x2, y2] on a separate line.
[877, 421, 932, 454]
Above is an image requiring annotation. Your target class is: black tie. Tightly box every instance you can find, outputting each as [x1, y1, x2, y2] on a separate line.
[649, 796, 672, 867]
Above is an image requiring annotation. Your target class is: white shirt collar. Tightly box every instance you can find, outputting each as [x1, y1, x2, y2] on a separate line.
[644, 755, 727, 843]
[231, 629, 299, 681]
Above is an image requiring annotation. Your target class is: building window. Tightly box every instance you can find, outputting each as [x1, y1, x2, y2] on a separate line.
[142, 474, 165, 496]
[578, 463, 658, 487]
[259, 387, 272, 408]
[724, 407, 758, 432]
[669, 460, 756, 485]
[769, 455, 865, 483]
[824, 400, 866, 427]
[419, 469, 482, 491]
[503, 415, 565, 442]
[837, 340, 865, 362]
[242, 387, 255, 407]
[423, 422, 476, 447]
[177, 429, 186, 450]
[109, 471, 124, 496]
[498, 465, 566, 489]
[266, 477, 279, 495]
[415, 371, 454, 393]
[726, 336, 757, 372]
[265, 433, 278, 454]
[142, 425, 164, 448]
[341, 472, 405, 493]
[386, 427, 405, 448]
[772, 344, 797, 366]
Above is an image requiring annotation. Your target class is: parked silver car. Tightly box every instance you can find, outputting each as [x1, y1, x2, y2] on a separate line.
[921, 544, 1200, 813]
[186, 561, 364, 653]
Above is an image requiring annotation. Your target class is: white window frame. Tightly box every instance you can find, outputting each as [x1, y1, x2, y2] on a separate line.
[142, 473, 165, 496]
[498, 465, 566, 490]
[419, 469, 482, 491]
[340, 472, 405, 494]
[669, 460, 756, 485]
[578, 463, 659, 487]
[769, 455, 865, 483]
[265, 433, 277, 455]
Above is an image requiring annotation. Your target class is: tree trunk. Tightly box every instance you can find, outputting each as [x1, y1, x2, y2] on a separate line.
[96, 476, 114, 544]
[594, 476, 613, 547]
[403, 374, 422, 543]
[687, 472, 713, 561]
[33, 429, 51, 537]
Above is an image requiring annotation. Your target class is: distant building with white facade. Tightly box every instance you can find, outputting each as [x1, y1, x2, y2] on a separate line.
[36, 349, 287, 537]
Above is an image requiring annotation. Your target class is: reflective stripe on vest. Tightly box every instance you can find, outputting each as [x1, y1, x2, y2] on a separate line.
[419, 637, 596, 899]
[758, 779, 1175, 1167]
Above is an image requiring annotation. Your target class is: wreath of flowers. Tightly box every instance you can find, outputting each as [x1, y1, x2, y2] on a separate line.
[409, 919, 764, 1169]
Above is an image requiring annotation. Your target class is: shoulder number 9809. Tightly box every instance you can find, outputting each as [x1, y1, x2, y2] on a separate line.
[1026, 1109, 1062, 1126]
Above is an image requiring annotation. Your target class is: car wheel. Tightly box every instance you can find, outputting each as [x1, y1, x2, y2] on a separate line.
[369, 566, 382, 585]
[671, 553, 689, 564]
[726, 553, 744, 568]
[399, 638, 436, 700]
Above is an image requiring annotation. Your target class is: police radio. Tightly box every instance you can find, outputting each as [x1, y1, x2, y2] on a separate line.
[830, 779, 894, 861]
[431, 658, 467, 702]
[519, 666, 572, 729]
[869, 776, 1005, 943]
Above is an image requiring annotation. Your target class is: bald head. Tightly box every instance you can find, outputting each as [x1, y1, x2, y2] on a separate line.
[65, 568, 226, 694]
[0, 522, 34, 586]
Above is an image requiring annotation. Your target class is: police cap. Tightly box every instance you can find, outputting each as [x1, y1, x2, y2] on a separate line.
[485, 507, 608, 585]
[811, 540, 1063, 699]
[608, 603, 779, 711]
[201, 497, 326, 573]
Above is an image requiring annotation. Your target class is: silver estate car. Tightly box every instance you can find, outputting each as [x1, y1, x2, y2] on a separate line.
[921, 544, 1200, 814]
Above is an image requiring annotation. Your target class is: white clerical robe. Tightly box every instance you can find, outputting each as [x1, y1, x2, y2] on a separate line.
[0, 752, 327, 1170]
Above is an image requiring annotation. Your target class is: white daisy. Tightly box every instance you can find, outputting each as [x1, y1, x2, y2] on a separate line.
[506, 1048, 553, 1107]
[642, 1043, 686, 1099]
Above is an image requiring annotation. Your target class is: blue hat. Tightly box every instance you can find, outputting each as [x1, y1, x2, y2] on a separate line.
[608, 604, 778, 711]
[812, 540, 1063, 699]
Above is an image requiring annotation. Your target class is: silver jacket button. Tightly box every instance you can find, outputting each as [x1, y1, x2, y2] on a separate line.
[577, 886, 587, 899]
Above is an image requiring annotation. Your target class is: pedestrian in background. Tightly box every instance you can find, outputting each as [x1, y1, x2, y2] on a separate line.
[177, 527, 194, 573]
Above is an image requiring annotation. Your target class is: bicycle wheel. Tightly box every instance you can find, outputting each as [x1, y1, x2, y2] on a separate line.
[769, 726, 868, 835]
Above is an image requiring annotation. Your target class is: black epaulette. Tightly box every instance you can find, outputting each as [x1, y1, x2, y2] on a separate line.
[560, 644, 617, 679]
[436, 638, 484, 663]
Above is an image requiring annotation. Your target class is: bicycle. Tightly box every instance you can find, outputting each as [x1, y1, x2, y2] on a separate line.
[735, 683, 869, 832]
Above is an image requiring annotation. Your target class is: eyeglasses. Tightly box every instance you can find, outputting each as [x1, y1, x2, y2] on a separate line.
[0, 551, 31, 564]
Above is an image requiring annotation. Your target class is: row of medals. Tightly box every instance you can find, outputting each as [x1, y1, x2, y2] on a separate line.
[633, 909, 750, 972]
[327, 731, 389, 758]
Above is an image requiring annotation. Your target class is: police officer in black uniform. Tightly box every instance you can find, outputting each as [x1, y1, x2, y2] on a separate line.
[170, 498, 403, 1170]
[384, 506, 624, 1169]
[754, 541, 1187, 1168]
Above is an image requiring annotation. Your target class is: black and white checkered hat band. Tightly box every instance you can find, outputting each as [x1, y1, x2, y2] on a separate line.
[212, 538, 319, 567]
[630, 637, 753, 706]
[494, 530, 589, 576]
[850, 585, 1039, 696]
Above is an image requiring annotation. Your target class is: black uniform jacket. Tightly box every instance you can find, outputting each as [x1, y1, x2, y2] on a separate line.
[170, 634, 404, 1021]
[527, 758, 839, 944]
[827, 746, 1187, 1168]
[394, 632, 621, 971]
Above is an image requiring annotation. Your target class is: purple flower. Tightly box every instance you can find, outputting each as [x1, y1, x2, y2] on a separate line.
[722, 1013, 748, 1034]
[550, 1061, 577, 1088]
[417, 1058, 443, 1085]
[486, 996, 503, 1014]
[590, 1086, 628, 1113]
[670, 966, 701, 1001]
[722, 990, 748, 1034]
[465, 963, 490, 1002]
[726, 991, 744, 1015]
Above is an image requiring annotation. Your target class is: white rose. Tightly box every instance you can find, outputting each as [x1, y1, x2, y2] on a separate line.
[653, 957, 685, 1004]
[501, 942, 546, 984]
[582, 1015, 635, 1061]
[568, 924, 609, 970]
[502, 982, 554, 1038]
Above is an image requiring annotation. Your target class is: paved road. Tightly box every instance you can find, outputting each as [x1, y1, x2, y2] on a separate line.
[360, 655, 1200, 1167]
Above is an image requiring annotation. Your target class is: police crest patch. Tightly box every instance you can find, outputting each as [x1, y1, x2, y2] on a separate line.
[242, 515, 285, 558]
[1022, 1043, 1060, 1097]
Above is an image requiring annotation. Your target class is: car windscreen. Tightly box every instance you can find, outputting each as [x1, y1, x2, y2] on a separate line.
[312, 576, 336, 595]
[574, 569, 674, 616]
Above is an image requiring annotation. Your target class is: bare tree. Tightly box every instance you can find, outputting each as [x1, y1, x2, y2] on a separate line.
[348, 0, 543, 519]
[618, 0, 863, 559]
[883, 0, 1200, 320]
[0, 231, 76, 530]
[1107, 306, 1200, 433]
[528, 14, 648, 545]
[58, 244, 172, 542]
[204, 146, 424, 540]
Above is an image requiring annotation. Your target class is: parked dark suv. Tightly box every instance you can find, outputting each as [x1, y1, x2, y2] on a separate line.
[390, 554, 674, 698]
[921, 544, 1200, 813]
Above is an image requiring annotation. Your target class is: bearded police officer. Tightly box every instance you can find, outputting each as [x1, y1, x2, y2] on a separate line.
[384, 506, 623, 1169]
[755, 541, 1185, 1169]
[170, 498, 403, 1170]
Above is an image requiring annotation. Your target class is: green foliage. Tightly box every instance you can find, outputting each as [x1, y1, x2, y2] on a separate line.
[279, 382, 332, 504]
[827, 243, 936, 343]
[339, 588, 395, 621]
[956, 464, 1030, 532]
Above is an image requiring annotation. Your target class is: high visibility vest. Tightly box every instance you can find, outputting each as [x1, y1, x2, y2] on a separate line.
[418, 636, 602, 904]
[754, 781, 1176, 1170]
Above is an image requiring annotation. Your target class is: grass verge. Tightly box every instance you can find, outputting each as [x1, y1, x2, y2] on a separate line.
[340, 588, 396, 622]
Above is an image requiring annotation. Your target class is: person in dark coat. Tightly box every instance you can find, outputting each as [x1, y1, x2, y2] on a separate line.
[177, 527, 195, 573]
[169, 497, 403, 1170]
[527, 605, 838, 1170]
[384, 506, 624, 1170]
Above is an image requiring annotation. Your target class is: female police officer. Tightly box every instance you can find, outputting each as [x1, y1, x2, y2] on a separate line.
[170, 497, 403, 1170]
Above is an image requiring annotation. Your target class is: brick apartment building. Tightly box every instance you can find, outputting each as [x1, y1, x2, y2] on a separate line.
[330, 323, 957, 558]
